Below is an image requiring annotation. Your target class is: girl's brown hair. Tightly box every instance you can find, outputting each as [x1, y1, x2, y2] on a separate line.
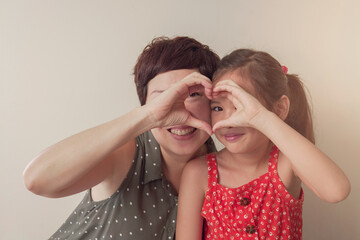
[215, 49, 314, 143]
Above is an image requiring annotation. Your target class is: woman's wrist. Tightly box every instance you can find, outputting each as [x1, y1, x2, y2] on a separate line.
[125, 105, 159, 135]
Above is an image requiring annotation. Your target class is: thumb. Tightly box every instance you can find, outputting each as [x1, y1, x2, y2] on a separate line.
[212, 119, 233, 133]
[186, 116, 213, 136]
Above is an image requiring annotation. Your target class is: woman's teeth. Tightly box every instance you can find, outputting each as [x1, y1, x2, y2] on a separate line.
[170, 128, 195, 136]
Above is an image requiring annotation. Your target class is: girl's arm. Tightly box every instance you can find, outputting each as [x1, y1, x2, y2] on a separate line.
[23, 73, 213, 199]
[176, 157, 208, 240]
[254, 111, 350, 203]
[213, 80, 351, 203]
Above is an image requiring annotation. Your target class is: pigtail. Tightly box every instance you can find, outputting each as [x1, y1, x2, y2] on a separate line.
[215, 49, 315, 144]
[285, 74, 315, 144]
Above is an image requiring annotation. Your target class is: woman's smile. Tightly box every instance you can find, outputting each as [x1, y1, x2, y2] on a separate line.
[167, 126, 198, 140]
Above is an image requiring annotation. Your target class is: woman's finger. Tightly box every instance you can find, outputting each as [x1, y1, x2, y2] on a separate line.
[183, 72, 213, 90]
[174, 72, 213, 100]
[186, 115, 213, 136]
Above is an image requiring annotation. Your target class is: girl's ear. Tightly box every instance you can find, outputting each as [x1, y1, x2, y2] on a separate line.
[275, 95, 290, 120]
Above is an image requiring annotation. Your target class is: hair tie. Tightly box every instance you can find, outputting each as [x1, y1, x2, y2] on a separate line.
[281, 65, 288, 74]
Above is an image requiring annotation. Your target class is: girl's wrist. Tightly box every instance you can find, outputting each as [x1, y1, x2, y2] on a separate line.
[249, 109, 278, 132]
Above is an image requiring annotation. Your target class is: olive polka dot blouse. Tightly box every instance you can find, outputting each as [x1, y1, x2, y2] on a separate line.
[49, 131, 216, 240]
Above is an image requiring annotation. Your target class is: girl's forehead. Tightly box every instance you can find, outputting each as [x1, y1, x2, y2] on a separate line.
[214, 71, 256, 95]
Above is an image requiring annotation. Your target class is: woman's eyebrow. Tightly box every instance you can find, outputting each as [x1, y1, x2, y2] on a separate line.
[148, 90, 164, 96]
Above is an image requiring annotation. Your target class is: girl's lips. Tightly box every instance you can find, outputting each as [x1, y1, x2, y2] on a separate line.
[224, 133, 244, 142]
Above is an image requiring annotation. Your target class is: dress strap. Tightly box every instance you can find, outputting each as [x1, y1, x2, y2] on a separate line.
[206, 153, 218, 189]
[268, 145, 280, 173]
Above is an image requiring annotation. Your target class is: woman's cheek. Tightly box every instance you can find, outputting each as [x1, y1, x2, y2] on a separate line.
[186, 98, 211, 122]
[211, 112, 219, 126]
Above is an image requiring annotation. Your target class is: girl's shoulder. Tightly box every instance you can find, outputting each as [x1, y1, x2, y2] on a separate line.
[182, 154, 209, 192]
[184, 154, 209, 173]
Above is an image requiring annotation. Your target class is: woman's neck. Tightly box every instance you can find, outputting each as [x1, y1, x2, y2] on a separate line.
[160, 144, 207, 193]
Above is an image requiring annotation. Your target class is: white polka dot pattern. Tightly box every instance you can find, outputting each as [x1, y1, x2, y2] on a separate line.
[48, 131, 195, 240]
[201, 146, 304, 239]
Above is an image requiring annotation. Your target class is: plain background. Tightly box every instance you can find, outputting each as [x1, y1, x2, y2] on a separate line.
[1, 0, 359, 239]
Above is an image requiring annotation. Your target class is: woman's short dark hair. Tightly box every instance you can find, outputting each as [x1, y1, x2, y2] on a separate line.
[134, 36, 220, 105]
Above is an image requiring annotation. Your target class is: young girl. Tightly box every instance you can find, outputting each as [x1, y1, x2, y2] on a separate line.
[175, 49, 350, 240]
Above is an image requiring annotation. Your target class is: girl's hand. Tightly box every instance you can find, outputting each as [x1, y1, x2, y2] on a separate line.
[212, 79, 268, 132]
[213, 82, 351, 204]
[146, 72, 213, 136]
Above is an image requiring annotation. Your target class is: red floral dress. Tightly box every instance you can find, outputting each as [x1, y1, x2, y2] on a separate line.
[201, 146, 303, 239]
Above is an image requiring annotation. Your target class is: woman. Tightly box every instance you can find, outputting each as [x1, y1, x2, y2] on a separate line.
[23, 36, 220, 240]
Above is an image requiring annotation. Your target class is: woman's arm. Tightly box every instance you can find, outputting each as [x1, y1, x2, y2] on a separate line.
[176, 157, 208, 240]
[23, 106, 154, 198]
[212, 80, 351, 203]
[24, 72, 213, 199]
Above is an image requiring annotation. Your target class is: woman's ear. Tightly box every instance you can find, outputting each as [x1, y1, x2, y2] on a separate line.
[275, 95, 290, 120]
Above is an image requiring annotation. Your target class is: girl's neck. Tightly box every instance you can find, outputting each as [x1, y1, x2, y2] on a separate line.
[219, 142, 273, 162]
[218, 142, 273, 174]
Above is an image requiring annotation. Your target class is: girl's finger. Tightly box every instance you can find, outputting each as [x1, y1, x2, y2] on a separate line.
[214, 79, 239, 88]
[212, 86, 243, 110]
[224, 92, 243, 110]
[213, 83, 251, 105]
[212, 119, 233, 133]
[212, 91, 228, 99]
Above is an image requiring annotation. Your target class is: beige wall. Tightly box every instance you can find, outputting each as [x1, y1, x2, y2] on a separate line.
[1, 0, 359, 239]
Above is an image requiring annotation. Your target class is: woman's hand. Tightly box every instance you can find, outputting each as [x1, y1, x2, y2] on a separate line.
[146, 72, 213, 136]
[212, 79, 268, 132]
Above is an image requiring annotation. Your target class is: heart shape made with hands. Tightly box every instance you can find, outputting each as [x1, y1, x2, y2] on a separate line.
[148, 73, 263, 136]
[211, 79, 265, 132]
[147, 72, 214, 135]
